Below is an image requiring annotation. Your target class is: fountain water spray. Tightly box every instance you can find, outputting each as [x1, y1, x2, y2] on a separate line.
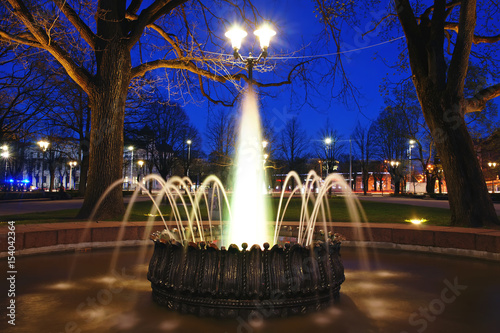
[228, 87, 270, 247]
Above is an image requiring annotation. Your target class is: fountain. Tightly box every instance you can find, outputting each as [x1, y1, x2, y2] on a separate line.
[145, 88, 350, 318]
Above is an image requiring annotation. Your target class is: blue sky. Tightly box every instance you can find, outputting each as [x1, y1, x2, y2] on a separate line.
[184, 0, 407, 152]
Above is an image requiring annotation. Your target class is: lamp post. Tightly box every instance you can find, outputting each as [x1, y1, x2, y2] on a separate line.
[324, 138, 332, 178]
[186, 140, 192, 178]
[128, 146, 134, 189]
[138, 160, 145, 193]
[68, 161, 77, 190]
[349, 138, 352, 190]
[409, 140, 415, 194]
[37, 140, 50, 191]
[1, 145, 8, 183]
[225, 25, 276, 82]
[488, 162, 497, 193]
[138, 160, 144, 182]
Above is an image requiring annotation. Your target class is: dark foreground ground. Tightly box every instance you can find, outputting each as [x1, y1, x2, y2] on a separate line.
[1, 246, 499, 333]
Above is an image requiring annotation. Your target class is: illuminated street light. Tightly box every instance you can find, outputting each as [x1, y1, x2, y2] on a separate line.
[128, 146, 134, 188]
[186, 140, 192, 177]
[488, 162, 498, 192]
[225, 24, 276, 81]
[409, 140, 416, 194]
[37, 140, 49, 151]
[324, 138, 332, 177]
[37, 140, 50, 190]
[68, 161, 77, 190]
[1, 148, 9, 182]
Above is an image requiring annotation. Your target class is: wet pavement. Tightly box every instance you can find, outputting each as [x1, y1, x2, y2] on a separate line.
[1, 246, 499, 333]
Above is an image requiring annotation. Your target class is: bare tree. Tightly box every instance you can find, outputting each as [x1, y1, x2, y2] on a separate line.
[205, 107, 236, 185]
[314, 121, 345, 174]
[145, 102, 196, 180]
[372, 107, 408, 194]
[0, 0, 302, 219]
[318, 0, 500, 226]
[278, 117, 310, 174]
[352, 121, 374, 195]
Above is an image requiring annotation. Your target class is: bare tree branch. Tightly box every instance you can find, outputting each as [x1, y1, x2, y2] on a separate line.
[52, 0, 96, 49]
[0, 29, 40, 47]
[125, 12, 184, 57]
[466, 82, 500, 113]
[127, 0, 143, 15]
[127, 0, 187, 49]
[445, 22, 500, 43]
[395, 0, 427, 77]
[446, 0, 477, 96]
[5, 0, 94, 94]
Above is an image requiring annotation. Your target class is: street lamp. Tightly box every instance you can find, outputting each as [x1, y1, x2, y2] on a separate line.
[68, 161, 77, 190]
[409, 140, 416, 194]
[37, 140, 50, 190]
[225, 24, 276, 81]
[128, 146, 134, 189]
[186, 140, 192, 177]
[324, 138, 332, 177]
[138, 160, 144, 181]
[488, 162, 497, 193]
[1, 146, 9, 182]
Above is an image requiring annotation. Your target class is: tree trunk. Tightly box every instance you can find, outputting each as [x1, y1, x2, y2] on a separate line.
[418, 89, 498, 227]
[362, 169, 368, 195]
[425, 171, 435, 194]
[78, 142, 89, 197]
[49, 167, 55, 191]
[77, 41, 131, 220]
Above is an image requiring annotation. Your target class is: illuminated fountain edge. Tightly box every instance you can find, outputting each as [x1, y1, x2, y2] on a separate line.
[147, 232, 345, 318]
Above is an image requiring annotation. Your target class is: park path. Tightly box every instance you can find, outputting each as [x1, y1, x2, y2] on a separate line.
[1, 193, 499, 217]
[356, 195, 500, 215]
[0, 196, 151, 216]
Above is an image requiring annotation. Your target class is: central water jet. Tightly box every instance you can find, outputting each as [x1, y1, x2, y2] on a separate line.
[228, 88, 270, 247]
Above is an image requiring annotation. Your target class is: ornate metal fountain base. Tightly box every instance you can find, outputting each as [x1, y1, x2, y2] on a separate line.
[148, 233, 345, 318]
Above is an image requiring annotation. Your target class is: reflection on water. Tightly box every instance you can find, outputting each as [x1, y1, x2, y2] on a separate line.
[1, 247, 500, 333]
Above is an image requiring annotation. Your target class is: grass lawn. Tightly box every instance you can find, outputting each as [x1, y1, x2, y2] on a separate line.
[0, 196, 453, 226]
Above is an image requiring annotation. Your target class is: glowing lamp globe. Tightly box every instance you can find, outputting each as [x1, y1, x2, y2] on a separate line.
[225, 27, 247, 50]
[254, 25, 276, 49]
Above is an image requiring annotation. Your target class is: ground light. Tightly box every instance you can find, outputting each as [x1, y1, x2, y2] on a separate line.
[405, 218, 428, 225]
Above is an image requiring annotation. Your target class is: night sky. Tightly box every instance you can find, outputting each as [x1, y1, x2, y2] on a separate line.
[184, 0, 408, 152]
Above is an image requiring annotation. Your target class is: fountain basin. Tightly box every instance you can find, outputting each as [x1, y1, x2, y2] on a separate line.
[147, 233, 345, 318]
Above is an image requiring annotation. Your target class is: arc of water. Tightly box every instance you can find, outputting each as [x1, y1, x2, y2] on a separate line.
[162, 177, 201, 243]
[305, 173, 356, 245]
[188, 175, 233, 245]
[110, 181, 174, 272]
[274, 171, 305, 245]
[152, 178, 186, 240]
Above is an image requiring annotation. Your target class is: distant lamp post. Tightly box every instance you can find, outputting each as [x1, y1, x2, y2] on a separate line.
[37, 140, 50, 190]
[1, 146, 9, 182]
[186, 140, 192, 177]
[68, 161, 77, 190]
[390, 160, 400, 167]
[138, 160, 144, 181]
[409, 140, 416, 194]
[128, 146, 134, 188]
[225, 24, 276, 81]
[488, 162, 497, 193]
[324, 138, 332, 177]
